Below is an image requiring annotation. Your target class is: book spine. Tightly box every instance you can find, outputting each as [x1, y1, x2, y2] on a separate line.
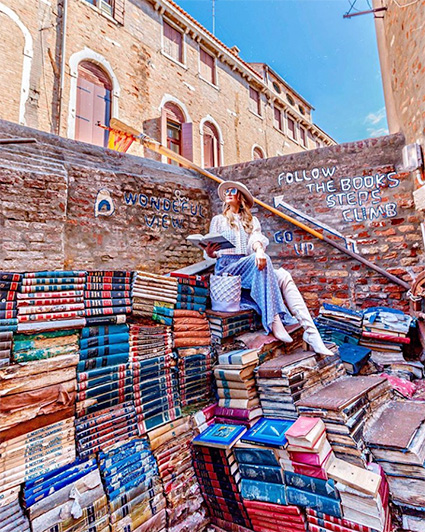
[85, 298, 131, 308]
[85, 315, 127, 326]
[0, 310, 17, 319]
[18, 310, 85, 322]
[0, 273, 22, 282]
[85, 283, 131, 291]
[0, 282, 19, 291]
[21, 278, 85, 286]
[84, 291, 130, 299]
[19, 285, 84, 293]
[0, 291, 18, 302]
[77, 353, 129, 371]
[0, 302, 16, 311]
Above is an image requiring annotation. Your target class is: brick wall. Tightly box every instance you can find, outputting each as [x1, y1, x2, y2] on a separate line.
[377, 0, 425, 146]
[215, 133, 423, 313]
[0, 119, 210, 272]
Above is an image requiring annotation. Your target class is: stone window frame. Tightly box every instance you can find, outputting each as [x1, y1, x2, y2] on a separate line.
[159, 94, 192, 164]
[249, 86, 262, 119]
[0, 3, 33, 125]
[67, 48, 121, 141]
[252, 144, 266, 160]
[161, 16, 187, 69]
[199, 115, 224, 168]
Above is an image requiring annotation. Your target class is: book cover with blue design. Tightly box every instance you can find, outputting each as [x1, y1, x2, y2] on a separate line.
[240, 479, 287, 505]
[193, 423, 246, 449]
[241, 417, 294, 449]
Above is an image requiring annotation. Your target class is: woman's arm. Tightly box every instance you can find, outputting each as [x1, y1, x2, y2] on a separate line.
[248, 217, 269, 270]
[203, 215, 222, 259]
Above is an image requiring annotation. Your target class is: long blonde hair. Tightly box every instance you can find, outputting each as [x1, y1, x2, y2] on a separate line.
[222, 193, 254, 233]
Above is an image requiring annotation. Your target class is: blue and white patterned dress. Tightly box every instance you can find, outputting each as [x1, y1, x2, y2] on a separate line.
[209, 214, 294, 333]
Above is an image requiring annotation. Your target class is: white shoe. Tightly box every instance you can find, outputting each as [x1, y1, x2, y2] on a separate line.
[272, 315, 293, 343]
[275, 268, 332, 355]
[303, 331, 333, 356]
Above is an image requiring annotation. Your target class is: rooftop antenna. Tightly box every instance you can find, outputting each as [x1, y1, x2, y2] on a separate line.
[212, 0, 215, 35]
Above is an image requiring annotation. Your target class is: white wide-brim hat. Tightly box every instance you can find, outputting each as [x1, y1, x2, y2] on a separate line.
[217, 180, 254, 208]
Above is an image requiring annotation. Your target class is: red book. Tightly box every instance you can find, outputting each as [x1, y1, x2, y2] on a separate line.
[285, 417, 326, 449]
[306, 509, 377, 532]
[292, 459, 329, 480]
[361, 331, 410, 344]
[289, 444, 333, 467]
[250, 519, 306, 532]
[243, 501, 302, 516]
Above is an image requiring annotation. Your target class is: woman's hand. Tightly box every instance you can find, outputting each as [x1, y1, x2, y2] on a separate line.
[255, 247, 267, 271]
[205, 242, 221, 258]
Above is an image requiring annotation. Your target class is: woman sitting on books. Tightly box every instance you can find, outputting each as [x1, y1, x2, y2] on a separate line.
[205, 180, 332, 356]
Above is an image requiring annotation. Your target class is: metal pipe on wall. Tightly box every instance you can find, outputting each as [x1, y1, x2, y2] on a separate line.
[57, 0, 68, 134]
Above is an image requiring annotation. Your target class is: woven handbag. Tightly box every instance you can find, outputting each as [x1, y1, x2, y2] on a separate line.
[210, 273, 241, 313]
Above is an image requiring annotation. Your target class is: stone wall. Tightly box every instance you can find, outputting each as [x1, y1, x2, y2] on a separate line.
[215, 133, 423, 313]
[0, 120, 210, 272]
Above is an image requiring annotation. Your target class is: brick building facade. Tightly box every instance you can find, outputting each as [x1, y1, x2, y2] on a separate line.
[0, 0, 334, 168]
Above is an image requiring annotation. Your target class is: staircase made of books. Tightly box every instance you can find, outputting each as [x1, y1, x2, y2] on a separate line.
[2, 268, 425, 531]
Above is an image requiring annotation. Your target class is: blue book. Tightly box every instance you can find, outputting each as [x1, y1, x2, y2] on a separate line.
[77, 353, 129, 371]
[234, 448, 279, 467]
[284, 471, 339, 500]
[81, 324, 129, 338]
[152, 314, 173, 326]
[240, 479, 286, 504]
[193, 423, 246, 449]
[79, 343, 129, 359]
[80, 332, 130, 349]
[239, 463, 284, 484]
[322, 303, 363, 319]
[241, 417, 294, 449]
[338, 343, 371, 375]
[286, 486, 342, 518]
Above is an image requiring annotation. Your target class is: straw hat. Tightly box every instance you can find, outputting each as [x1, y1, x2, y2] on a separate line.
[217, 180, 254, 208]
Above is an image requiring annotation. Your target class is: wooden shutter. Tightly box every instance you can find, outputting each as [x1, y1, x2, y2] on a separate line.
[181, 122, 193, 162]
[75, 77, 94, 145]
[113, 0, 125, 24]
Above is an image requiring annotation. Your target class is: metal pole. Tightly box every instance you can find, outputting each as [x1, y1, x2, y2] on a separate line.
[343, 7, 387, 18]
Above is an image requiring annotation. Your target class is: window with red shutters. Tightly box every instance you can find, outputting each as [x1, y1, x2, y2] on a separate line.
[75, 61, 112, 147]
[287, 116, 296, 141]
[200, 48, 216, 85]
[249, 87, 261, 116]
[253, 146, 265, 160]
[300, 127, 307, 147]
[274, 107, 282, 131]
[163, 20, 183, 63]
[203, 122, 220, 168]
[162, 102, 193, 165]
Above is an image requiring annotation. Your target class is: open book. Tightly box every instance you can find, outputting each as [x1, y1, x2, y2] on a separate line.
[187, 232, 235, 251]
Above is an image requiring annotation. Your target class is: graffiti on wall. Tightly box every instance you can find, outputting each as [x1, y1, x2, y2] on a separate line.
[277, 166, 400, 223]
[95, 188, 206, 231]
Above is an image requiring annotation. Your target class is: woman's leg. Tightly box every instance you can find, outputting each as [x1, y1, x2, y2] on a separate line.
[216, 254, 292, 341]
[275, 268, 333, 356]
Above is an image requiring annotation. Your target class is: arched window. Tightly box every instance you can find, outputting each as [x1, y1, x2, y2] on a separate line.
[253, 146, 265, 160]
[161, 101, 193, 164]
[75, 61, 112, 147]
[203, 121, 220, 168]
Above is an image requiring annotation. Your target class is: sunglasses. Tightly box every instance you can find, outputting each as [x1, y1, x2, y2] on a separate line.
[225, 187, 239, 196]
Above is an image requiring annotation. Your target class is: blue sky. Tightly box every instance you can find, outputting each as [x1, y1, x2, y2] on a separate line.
[177, 0, 388, 144]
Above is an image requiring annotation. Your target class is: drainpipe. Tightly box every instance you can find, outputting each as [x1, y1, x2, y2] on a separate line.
[56, 0, 68, 135]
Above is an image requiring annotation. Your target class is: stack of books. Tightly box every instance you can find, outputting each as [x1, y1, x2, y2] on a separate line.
[172, 272, 209, 313]
[364, 400, 425, 512]
[297, 376, 391, 466]
[213, 348, 262, 427]
[315, 303, 363, 346]
[0, 490, 30, 532]
[0, 416, 76, 495]
[132, 271, 178, 318]
[12, 328, 79, 363]
[0, 272, 22, 366]
[76, 324, 131, 418]
[192, 423, 251, 530]
[173, 309, 211, 348]
[360, 306, 412, 355]
[306, 508, 391, 532]
[327, 460, 390, 532]
[148, 418, 209, 531]
[16, 271, 86, 333]
[285, 469, 342, 518]
[255, 348, 345, 420]
[286, 417, 334, 480]
[98, 439, 166, 531]
[84, 270, 133, 326]
[0, 352, 76, 436]
[177, 345, 215, 410]
[23, 459, 108, 532]
[206, 309, 259, 342]
[75, 402, 139, 459]
[370, 350, 423, 381]
[129, 323, 180, 434]
[239, 418, 293, 505]
[244, 501, 307, 532]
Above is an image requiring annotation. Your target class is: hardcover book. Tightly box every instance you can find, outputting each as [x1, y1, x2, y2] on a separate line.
[240, 479, 287, 505]
[193, 423, 246, 449]
[241, 418, 294, 449]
